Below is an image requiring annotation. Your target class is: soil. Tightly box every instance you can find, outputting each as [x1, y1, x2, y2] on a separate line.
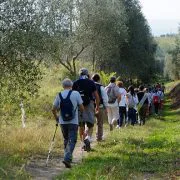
[25, 140, 95, 180]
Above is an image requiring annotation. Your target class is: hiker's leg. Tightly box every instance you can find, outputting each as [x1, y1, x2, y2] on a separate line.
[107, 107, 113, 130]
[86, 122, 94, 139]
[122, 106, 127, 124]
[138, 108, 143, 125]
[96, 108, 103, 141]
[132, 108, 137, 125]
[64, 124, 78, 162]
[119, 107, 124, 127]
[112, 107, 119, 127]
[129, 108, 135, 125]
[83, 102, 95, 140]
[79, 122, 85, 141]
[142, 105, 146, 125]
[61, 124, 68, 149]
[154, 104, 158, 114]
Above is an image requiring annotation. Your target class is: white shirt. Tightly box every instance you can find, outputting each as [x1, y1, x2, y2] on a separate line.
[118, 87, 127, 107]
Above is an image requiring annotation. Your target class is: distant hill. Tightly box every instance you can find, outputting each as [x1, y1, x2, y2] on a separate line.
[155, 35, 177, 53]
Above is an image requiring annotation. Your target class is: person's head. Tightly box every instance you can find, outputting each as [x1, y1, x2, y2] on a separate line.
[139, 85, 144, 91]
[134, 88, 139, 93]
[110, 76, 116, 83]
[92, 73, 100, 82]
[128, 85, 135, 96]
[62, 78, 73, 89]
[116, 81, 123, 88]
[79, 68, 89, 76]
[145, 88, 148, 92]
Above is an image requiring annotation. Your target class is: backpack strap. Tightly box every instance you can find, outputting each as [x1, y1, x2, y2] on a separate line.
[59, 90, 72, 101]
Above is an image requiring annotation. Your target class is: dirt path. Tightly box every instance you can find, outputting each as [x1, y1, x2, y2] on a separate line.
[25, 140, 95, 180]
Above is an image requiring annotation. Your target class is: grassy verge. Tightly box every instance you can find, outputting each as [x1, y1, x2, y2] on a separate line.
[57, 99, 180, 179]
[0, 66, 64, 179]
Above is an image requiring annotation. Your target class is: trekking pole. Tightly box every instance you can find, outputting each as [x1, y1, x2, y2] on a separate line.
[46, 123, 58, 166]
[81, 135, 84, 162]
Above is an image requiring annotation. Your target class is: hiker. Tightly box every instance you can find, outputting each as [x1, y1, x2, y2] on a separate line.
[153, 88, 164, 115]
[137, 85, 149, 125]
[159, 88, 164, 112]
[126, 86, 138, 126]
[105, 77, 121, 131]
[116, 81, 127, 128]
[152, 89, 160, 115]
[92, 73, 108, 141]
[147, 87, 153, 116]
[52, 78, 84, 168]
[134, 88, 140, 123]
[72, 68, 100, 151]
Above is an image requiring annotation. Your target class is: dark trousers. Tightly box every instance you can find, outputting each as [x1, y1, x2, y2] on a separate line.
[154, 103, 160, 114]
[128, 108, 136, 125]
[118, 106, 127, 127]
[139, 104, 148, 125]
[60, 124, 78, 162]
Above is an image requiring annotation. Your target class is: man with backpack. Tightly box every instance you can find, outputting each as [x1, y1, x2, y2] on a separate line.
[92, 73, 108, 141]
[137, 85, 149, 125]
[52, 78, 84, 168]
[72, 68, 100, 151]
[105, 77, 121, 131]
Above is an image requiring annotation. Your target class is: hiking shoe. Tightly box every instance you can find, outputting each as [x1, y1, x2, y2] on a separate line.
[62, 160, 71, 168]
[116, 125, 120, 129]
[84, 138, 91, 152]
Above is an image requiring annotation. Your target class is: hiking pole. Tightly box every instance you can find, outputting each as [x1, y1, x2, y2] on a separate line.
[81, 135, 84, 162]
[46, 123, 58, 166]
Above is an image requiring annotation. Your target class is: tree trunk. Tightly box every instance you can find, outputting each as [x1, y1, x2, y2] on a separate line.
[20, 101, 26, 128]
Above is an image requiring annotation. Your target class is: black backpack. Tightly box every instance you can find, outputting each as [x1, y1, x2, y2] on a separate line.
[59, 90, 75, 121]
[76, 81, 91, 106]
[95, 83, 103, 105]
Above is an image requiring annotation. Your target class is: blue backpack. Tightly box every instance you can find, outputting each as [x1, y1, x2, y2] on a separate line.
[59, 90, 75, 121]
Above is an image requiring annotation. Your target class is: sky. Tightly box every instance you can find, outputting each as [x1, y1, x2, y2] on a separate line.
[139, 0, 180, 36]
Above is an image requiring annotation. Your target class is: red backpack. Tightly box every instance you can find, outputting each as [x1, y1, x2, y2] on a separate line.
[153, 95, 159, 104]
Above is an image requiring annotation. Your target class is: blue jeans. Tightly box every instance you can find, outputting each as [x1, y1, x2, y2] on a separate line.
[60, 124, 78, 162]
[128, 108, 136, 125]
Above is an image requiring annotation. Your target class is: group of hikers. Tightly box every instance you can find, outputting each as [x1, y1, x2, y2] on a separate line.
[52, 68, 165, 168]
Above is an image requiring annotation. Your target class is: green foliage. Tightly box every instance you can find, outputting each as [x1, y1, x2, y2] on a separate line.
[0, 0, 45, 107]
[99, 71, 117, 86]
[164, 31, 180, 80]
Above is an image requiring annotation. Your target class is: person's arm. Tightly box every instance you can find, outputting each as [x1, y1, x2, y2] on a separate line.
[52, 95, 60, 124]
[76, 91, 84, 112]
[93, 90, 100, 113]
[52, 106, 59, 123]
[79, 104, 84, 112]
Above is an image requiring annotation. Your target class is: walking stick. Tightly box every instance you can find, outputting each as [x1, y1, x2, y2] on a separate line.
[46, 123, 58, 166]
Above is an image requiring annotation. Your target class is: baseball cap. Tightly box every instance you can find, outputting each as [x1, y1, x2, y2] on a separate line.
[79, 68, 88, 75]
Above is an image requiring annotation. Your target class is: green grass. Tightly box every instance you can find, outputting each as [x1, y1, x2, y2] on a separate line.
[57, 102, 180, 179]
[0, 155, 30, 180]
